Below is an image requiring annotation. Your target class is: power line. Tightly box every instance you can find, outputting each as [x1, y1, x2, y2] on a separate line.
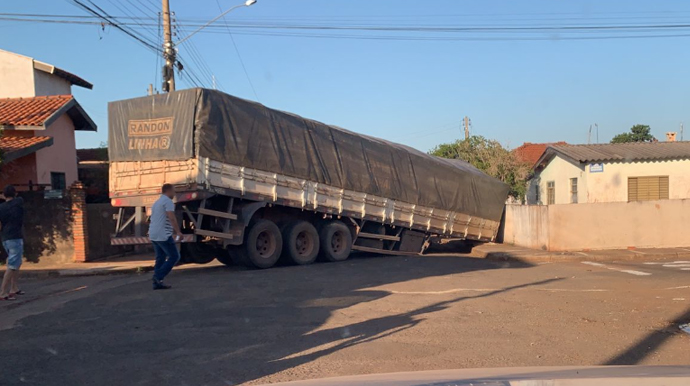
[66, 0, 161, 53]
[215, 0, 259, 101]
[174, 21, 221, 90]
[102, 0, 158, 43]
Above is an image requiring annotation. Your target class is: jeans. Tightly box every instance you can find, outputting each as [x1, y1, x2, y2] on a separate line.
[151, 237, 180, 282]
[3, 239, 23, 270]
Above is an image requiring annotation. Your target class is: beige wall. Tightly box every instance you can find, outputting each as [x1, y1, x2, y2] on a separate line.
[35, 114, 78, 188]
[585, 159, 690, 202]
[527, 156, 585, 204]
[0, 50, 35, 97]
[503, 200, 690, 251]
[33, 70, 71, 96]
[501, 204, 549, 250]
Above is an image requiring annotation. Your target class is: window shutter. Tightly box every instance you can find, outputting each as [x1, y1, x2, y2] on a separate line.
[660, 176, 669, 199]
[628, 176, 668, 202]
[628, 177, 638, 202]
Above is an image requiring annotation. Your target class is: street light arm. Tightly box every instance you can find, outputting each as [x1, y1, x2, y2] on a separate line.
[177, 2, 250, 45]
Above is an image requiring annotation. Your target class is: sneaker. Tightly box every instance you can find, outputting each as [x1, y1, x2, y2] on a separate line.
[1, 295, 16, 301]
[153, 281, 172, 290]
[11, 290, 25, 296]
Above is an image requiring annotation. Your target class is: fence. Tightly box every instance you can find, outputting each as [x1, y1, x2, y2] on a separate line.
[501, 199, 690, 251]
[86, 203, 120, 260]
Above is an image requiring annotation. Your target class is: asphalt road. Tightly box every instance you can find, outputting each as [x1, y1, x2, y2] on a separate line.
[2, 254, 690, 385]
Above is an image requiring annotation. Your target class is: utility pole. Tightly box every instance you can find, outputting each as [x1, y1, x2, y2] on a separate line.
[463, 116, 470, 140]
[162, 0, 175, 92]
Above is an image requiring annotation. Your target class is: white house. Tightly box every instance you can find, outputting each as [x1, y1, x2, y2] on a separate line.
[527, 141, 690, 204]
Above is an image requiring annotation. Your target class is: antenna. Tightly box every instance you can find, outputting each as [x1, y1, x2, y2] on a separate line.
[588, 124, 592, 144]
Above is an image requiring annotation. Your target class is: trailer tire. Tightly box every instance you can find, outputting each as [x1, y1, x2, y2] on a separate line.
[282, 221, 319, 265]
[180, 242, 217, 265]
[226, 245, 248, 266]
[215, 249, 235, 267]
[318, 221, 352, 262]
[242, 219, 283, 269]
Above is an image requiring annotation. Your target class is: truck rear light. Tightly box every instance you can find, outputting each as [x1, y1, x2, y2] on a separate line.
[177, 192, 199, 202]
[113, 199, 122, 207]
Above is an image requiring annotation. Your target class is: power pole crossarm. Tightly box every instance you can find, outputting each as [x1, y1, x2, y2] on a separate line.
[162, 0, 175, 92]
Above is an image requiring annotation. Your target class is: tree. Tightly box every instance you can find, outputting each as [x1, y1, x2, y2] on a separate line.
[429, 135, 530, 199]
[610, 124, 655, 144]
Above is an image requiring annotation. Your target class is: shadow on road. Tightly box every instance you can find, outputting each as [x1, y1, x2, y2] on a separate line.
[603, 306, 690, 365]
[0, 254, 545, 386]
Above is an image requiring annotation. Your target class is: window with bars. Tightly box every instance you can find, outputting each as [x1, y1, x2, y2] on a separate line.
[547, 181, 555, 205]
[570, 178, 578, 204]
[628, 176, 669, 202]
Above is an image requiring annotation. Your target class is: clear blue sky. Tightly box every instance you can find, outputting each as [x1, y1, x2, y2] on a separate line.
[3, 0, 690, 150]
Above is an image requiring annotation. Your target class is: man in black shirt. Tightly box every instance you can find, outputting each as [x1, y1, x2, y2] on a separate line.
[0, 185, 24, 300]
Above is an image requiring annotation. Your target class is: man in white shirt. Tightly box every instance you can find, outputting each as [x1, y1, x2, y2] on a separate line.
[149, 184, 183, 290]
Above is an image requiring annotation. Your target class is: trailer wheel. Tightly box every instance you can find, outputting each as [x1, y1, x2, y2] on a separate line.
[226, 245, 248, 266]
[215, 249, 234, 267]
[282, 221, 319, 265]
[318, 221, 352, 262]
[180, 242, 217, 265]
[242, 219, 283, 269]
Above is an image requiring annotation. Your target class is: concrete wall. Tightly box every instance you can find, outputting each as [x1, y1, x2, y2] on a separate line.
[527, 157, 585, 205]
[35, 114, 79, 188]
[33, 69, 71, 96]
[18, 191, 74, 264]
[501, 204, 549, 250]
[502, 200, 690, 251]
[585, 159, 690, 202]
[0, 50, 35, 98]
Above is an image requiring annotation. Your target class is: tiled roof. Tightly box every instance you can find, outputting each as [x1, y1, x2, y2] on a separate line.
[541, 141, 690, 165]
[514, 142, 567, 166]
[0, 136, 54, 162]
[0, 95, 73, 127]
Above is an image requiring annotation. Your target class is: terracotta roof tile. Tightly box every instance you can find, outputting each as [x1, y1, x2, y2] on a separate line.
[0, 135, 53, 162]
[0, 95, 73, 127]
[514, 141, 567, 166]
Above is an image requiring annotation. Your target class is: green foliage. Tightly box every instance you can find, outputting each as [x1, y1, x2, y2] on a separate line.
[610, 124, 656, 143]
[429, 135, 530, 200]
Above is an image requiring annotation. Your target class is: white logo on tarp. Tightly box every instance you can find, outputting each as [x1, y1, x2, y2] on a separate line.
[127, 117, 174, 150]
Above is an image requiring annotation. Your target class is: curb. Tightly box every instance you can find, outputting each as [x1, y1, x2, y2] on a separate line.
[480, 250, 690, 263]
[20, 265, 154, 279]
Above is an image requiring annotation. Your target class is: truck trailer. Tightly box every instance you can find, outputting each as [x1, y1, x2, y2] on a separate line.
[108, 88, 509, 268]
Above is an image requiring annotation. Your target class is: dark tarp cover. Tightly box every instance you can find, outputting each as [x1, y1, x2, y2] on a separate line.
[109, 88, 509, 222]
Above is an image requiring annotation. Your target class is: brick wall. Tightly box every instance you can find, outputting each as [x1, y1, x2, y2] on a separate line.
[70, 182, 89, 262]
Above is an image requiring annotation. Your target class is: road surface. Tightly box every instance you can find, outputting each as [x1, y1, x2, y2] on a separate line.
[1, 254, 690, 385]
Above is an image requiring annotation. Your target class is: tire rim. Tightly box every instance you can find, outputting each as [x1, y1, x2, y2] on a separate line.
[255, 230, 276, 257]
[330, 230, 345, 253]
[295, 231, 313, 256]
